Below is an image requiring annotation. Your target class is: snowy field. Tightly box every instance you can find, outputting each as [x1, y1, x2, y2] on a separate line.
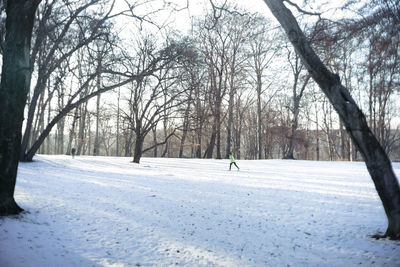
[1, 155, 400, 267]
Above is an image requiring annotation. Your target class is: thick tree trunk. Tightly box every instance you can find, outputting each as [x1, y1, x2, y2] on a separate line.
[0, 0, 41, 215]
[133, 134, 144, 164]
[264, 0, 400, 239]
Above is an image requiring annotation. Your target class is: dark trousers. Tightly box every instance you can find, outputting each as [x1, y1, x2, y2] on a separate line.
[230, 162, 239, 170]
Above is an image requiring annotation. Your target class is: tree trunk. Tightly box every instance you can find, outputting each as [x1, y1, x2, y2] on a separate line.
[20, 81, 45, 160]
[225, 91, 234, 158]
[57, 85, 66, 155]
[116, 88, 120, 157]
[225, 64, 236, 159]
[196, 127, 202, 159]
[77, 103, 88, 155]
[315, 104, 320, 161]
[84, 111, 91, 155]
[206, 125, 217, 158]
[263, 0, 400, 239]
[179, 124, 188, 158]
[179, 91, 193, 158]
[285, 75, 310, 159]
[339, 120, 346, 160]
[256, 73, 263, 160]
[195, 89, 203, 159]
[0, 0, 41, 215]
[66, 109, 79, 155]
[215, 105, 222, 159]
[133, 134, 144, 163]
[152, 127, 158, 157]
[94, 91, 100, 156]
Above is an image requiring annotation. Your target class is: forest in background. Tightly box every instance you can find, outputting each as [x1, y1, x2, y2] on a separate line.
[6, 0, 399, 163]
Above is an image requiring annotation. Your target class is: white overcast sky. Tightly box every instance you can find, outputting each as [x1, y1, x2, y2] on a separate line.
[113, 0, 360, 35]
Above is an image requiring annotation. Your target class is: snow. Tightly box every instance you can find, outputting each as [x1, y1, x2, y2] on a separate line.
[1, 155, 400, 267]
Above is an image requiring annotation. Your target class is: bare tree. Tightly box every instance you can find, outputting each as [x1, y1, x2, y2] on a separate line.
[283, 45, 311, 159]
[263, 0, 400, 239]
[197, 12, 231, 159]
[177, 51, 200, 158]
[247, 16, 279, 159]
[121, 36, 192, 163]
[223, 12, 253, 159]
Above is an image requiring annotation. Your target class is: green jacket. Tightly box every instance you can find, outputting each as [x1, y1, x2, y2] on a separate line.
[229, 155, 235, 163]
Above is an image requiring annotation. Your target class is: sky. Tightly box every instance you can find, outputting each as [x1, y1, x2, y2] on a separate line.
[113, 0, 273, 34]
[112, 0, 364, 36]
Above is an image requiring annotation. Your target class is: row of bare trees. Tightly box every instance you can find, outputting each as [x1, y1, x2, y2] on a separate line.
[25, 2, 399, 164]
[10, 0, 192, 164]
[2, 0, 399, 168]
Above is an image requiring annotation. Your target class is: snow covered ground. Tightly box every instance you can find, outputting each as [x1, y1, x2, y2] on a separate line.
[1, 155, 400, 267]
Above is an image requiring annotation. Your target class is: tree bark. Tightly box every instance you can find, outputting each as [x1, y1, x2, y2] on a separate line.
[256, 73, 263, 160]
[152, 127, 158, 157]
[133, 134, 144, 164]
[94, 69, 101, 157]
[0, 0, 41, 215]
[263, 0, 400, 239]
[77, 103, 88, 155]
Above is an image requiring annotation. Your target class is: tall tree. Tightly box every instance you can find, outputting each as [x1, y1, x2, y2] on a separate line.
[284, 47, 310, 159]
[0, 0, 41, 215]
[224, 12, 252, 159]
[248, 21, 278, 160]
[122, 36, 191, 163]
[263, 0, 400, 239]
[198, 12, 230, 159]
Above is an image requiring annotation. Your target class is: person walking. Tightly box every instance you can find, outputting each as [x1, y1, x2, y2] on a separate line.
[229, 154, 239, 171]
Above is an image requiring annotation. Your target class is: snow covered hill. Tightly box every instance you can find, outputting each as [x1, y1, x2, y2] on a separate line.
[1, 155, 399, 266]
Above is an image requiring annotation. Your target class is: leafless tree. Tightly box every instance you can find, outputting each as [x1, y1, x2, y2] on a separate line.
[120, 36, 193, 163]
[263, 0, 400, 239]
[247, 16, 280, 159]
